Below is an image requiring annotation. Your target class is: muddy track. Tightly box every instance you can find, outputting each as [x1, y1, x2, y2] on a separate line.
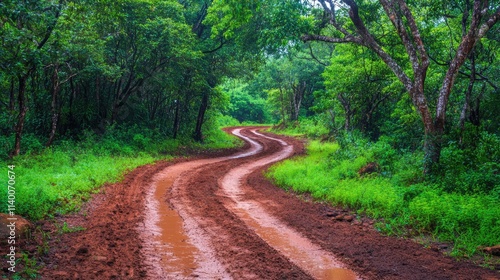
[35, 127, 499, 280]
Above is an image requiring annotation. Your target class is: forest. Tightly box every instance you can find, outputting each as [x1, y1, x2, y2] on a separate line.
[1, 0, 500, 276]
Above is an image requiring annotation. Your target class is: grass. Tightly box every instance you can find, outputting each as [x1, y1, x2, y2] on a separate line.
[0, 126, 241, 221]
[267, 137, 500, 257]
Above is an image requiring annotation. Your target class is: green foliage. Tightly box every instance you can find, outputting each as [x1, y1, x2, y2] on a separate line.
[270, 116, 330, 138]
[436, 129, 500, 195]
[408, 190, 500, 256]
[321, 45, 399, 138]
[205, 0, 311, 52]
[268, 133, 500, 257]
[220, 80, 271, 123]
[58, 222, 86, 234]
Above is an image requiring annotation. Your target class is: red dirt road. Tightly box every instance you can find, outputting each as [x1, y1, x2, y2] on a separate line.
[26, 127, 499, 279]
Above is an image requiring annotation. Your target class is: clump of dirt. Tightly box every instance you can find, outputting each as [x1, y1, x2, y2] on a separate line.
[0, 213, 33, 245]
[358, 162, 380, 176]
[484, 245, 500, 256]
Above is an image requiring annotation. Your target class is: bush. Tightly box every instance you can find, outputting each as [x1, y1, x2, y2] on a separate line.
[437, 130, 500, 194]
[270, 116, 330, 138]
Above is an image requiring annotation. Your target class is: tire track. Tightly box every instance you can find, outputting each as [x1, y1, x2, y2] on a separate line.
[220, 129, 359, 280]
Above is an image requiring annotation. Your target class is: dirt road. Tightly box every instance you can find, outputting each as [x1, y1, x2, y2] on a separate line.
[37, 127, 499, 279]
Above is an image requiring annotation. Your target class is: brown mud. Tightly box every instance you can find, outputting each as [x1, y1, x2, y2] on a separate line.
[13, 127, 499, 279]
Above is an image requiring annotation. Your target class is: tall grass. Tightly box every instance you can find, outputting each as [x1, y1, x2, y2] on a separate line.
[268, 136, 500, 257]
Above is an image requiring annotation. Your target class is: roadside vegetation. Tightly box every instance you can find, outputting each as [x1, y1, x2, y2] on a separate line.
[268, 123, 500, 258]
[0, 125, 240, 221]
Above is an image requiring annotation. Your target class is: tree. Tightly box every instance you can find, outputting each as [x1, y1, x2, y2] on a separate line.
[1, 0, 64, 156]
[301, 0, 500, 173]
[321, 44, 398, 138]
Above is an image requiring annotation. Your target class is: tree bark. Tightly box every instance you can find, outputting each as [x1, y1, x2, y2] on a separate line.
[193, 92, 209, 142]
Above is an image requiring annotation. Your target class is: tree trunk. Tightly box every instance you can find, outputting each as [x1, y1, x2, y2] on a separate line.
[304, 0, 500, 175]
[11, 74, 29, 157]
[327, 109, 335, 128]
[68, 77, 76, 132]
[459, 53, 476, 143]
[279, 87, 287, 126]
[290, 81, 307, 122]
[9, 77, 15, 112]
[435, 1, 499, 143]
[469, 83, 484, 127]
[338, 93, 352, 131]
[193, 92, 209, 142]
[172, 99, 181, 139]
[46, 66, 60, 147]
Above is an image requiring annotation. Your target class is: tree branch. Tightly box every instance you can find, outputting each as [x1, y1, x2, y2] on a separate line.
[478, 6, 500, 38]
[436, 0, 497, 130]
[37, 0, 63, 50]
[301, 34, 359, 44]
[458, 70, 499, 90]
[202, 36, 227, 53]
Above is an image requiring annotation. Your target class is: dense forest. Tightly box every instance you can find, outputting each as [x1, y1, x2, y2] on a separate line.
[0, 0, 261, 158]
[1, 0, 500, 269]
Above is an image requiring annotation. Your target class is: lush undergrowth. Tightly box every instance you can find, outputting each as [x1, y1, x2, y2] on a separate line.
[268, 126, 500, 257]
[0, 125, 240, 221]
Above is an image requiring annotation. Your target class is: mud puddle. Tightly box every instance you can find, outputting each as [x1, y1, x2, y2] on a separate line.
[220, 130, 360, 280]
[142, 159, 230, 279]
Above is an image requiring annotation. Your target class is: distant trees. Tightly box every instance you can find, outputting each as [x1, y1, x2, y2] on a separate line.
[2, 0, 499, 173]
[320, 45, 398, 139]
[1, 0, 64, 156]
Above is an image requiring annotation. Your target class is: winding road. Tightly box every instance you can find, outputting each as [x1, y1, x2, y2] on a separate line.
[141, 127, 358, 279]
[38, 127, 500, 280]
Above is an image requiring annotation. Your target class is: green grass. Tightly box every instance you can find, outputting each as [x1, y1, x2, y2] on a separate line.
[0, 126, 241, 221]
[1, 150, 155, 220]
[267, 138, 500, 257]
[270, 117, 330, 138]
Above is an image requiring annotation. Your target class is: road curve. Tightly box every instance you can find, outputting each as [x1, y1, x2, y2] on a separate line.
[140, 127, 360, 279]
